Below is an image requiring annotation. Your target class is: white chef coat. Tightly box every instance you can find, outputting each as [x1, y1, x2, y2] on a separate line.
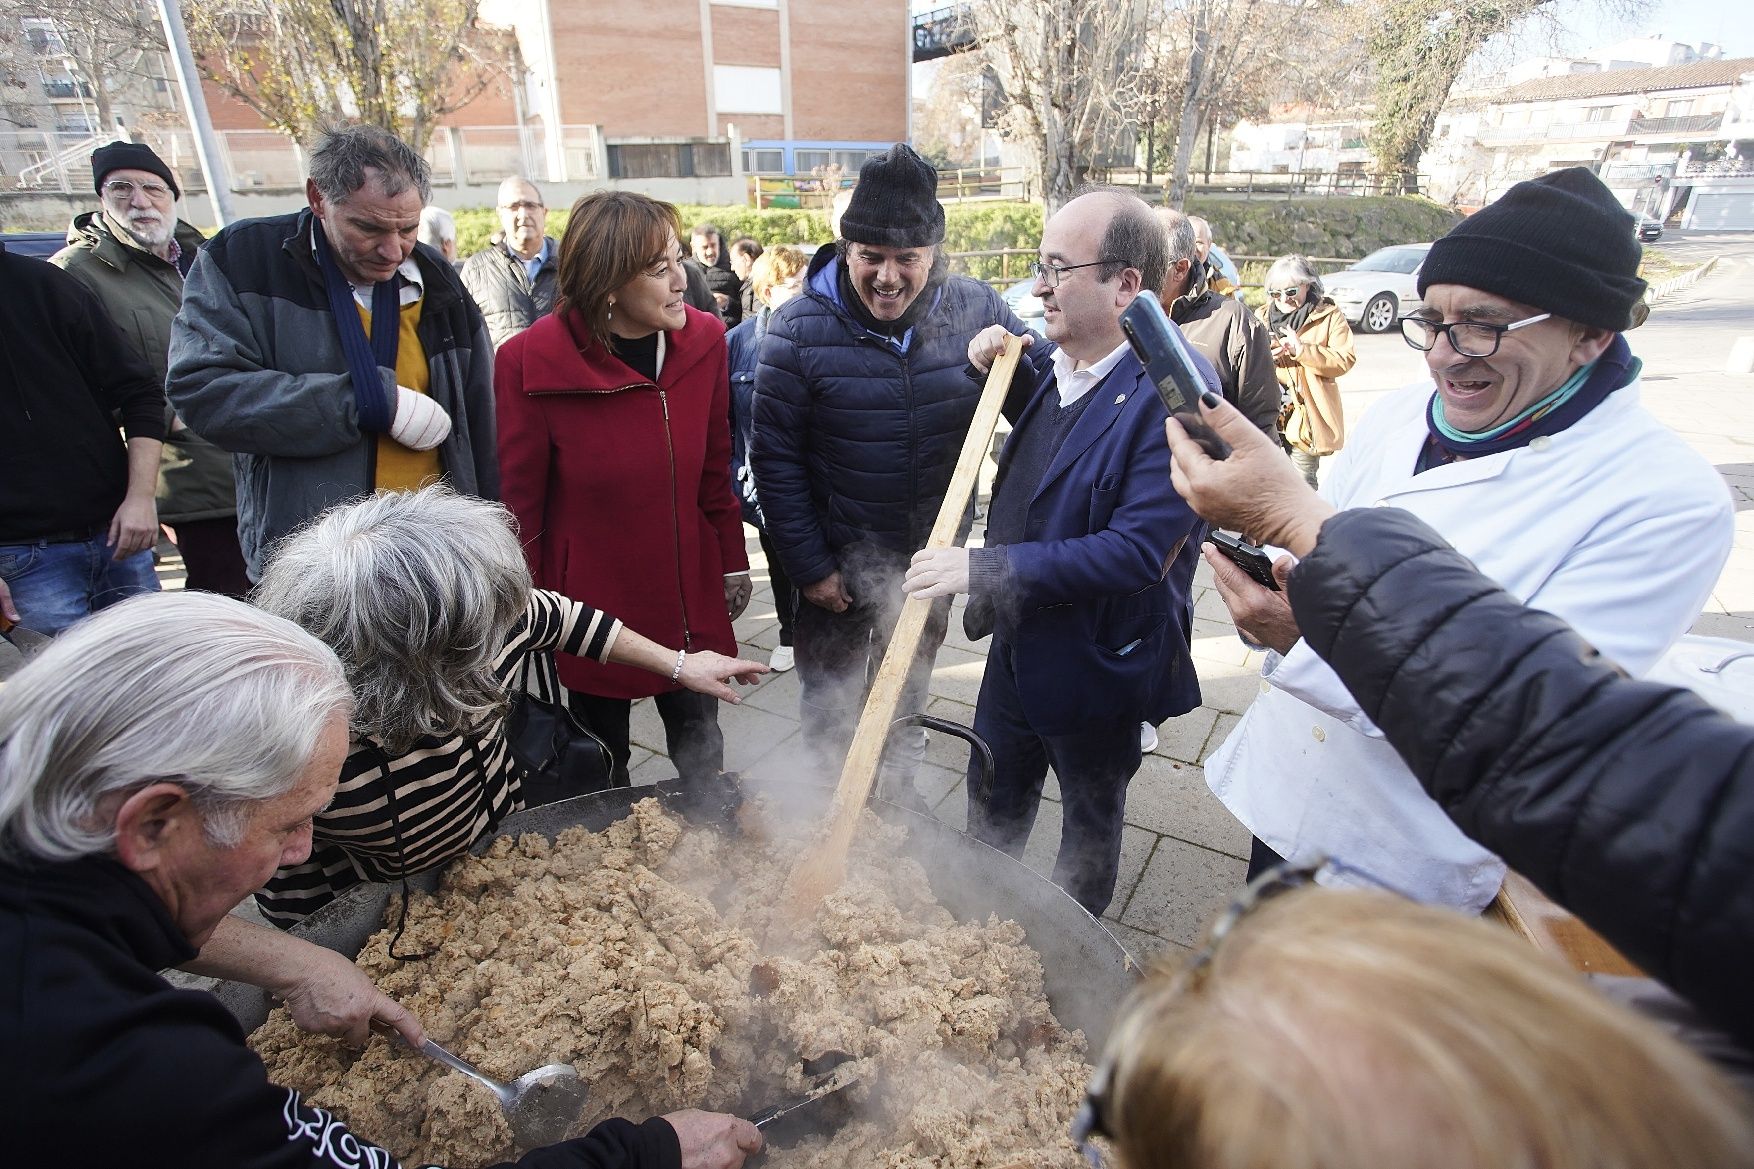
[1206, 375, 1734, 909]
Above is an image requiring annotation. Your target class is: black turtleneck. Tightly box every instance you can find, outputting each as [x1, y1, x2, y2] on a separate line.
[610, 330, 662, 382]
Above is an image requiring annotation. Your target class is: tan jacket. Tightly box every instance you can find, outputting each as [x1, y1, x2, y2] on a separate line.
[1258, 298, 1356, 456]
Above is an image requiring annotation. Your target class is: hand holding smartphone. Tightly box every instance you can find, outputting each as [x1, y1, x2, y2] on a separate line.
[1120, 290, 1230, 461]
[1206, 530, 1281, 591]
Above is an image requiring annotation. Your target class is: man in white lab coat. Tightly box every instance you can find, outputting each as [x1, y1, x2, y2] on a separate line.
[1202, 167, 1734, 910]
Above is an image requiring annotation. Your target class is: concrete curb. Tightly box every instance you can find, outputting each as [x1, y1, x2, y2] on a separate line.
[1647, 256, 1718, 307]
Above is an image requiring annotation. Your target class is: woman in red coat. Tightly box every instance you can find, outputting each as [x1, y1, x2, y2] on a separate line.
[496, 191, 753, 785]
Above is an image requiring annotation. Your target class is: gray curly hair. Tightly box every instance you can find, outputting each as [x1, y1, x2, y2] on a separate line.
[252, 486, 533, 753]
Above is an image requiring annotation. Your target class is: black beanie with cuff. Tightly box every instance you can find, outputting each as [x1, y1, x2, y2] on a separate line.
[90, 141, 181, 200]
[838, 144, 946, 249]
[1417, 167, 1646, 332]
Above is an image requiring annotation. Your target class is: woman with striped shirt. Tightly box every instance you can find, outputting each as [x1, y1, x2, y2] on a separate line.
[177, 486, 764, 1045]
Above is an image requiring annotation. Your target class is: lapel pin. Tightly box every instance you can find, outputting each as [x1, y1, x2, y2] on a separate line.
[1113, 393, 1126, 404]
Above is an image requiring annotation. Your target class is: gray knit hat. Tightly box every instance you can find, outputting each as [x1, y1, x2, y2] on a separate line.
[838, 144, 946, 249]
[1417, 167, 1646, 332]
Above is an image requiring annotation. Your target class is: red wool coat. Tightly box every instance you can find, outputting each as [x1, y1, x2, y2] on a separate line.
[495, 306, 748, 698]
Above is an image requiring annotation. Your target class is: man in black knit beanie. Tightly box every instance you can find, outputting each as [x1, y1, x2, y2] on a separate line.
[750, 144, 1032, 802]
[1195, 165, 1735, 912]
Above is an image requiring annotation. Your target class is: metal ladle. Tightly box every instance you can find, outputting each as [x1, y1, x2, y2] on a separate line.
[408, 1035, 589, 1148]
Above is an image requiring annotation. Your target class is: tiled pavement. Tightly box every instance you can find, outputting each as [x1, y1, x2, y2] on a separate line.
[154, 244, 1754, 967]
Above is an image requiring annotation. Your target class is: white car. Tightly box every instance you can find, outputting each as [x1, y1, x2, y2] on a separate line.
[1324, 243, 1432, 334]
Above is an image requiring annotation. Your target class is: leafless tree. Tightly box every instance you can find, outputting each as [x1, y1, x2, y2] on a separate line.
[0, 0, 167, 132]
[1150, 0, 1328, 207]
[183, 0, 514, 152]
[966, 0, 1146, 211]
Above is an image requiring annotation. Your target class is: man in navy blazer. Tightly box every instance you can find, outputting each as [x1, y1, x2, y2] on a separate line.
[905, 189, 1212, 915]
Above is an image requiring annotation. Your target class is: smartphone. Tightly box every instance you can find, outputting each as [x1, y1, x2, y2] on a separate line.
[1119, 290, 1230, 460]
[1207, 530, 1281, 591]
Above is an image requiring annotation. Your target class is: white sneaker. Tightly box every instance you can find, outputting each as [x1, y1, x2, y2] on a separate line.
[1140, 722, 1158, 753]
[769, 645, 795, 672]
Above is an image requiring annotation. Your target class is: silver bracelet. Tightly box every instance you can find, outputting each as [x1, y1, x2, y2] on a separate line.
[670, 649, 687, 683]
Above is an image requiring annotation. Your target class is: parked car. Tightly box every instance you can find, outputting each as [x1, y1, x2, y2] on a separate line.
[0, 231, 64, 259]
[1325, 243, 1433, 334]
[1636, 213, 1663, 242]
[1002, 276, 1045, 335]
[1207, 242, 1241, 291]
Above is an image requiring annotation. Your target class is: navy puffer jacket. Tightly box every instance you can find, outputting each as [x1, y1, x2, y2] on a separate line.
[751, 249, 1027, 586]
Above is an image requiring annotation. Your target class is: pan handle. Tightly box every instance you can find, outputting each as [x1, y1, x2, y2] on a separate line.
[888, 714, 997, 804]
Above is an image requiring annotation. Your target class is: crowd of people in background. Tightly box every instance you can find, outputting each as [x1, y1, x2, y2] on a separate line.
[2, 118, 1751, 1169]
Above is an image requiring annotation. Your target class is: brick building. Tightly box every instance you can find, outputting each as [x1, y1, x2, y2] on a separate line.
[3, 0, 909, 215]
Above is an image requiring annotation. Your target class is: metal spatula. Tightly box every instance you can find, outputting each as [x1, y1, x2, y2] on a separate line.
[409, 1035, 589, 1148]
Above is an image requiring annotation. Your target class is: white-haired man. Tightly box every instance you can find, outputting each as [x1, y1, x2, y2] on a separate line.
[0, 591, 760, 1168]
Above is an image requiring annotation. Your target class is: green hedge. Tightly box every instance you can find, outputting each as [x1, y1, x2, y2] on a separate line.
[453, 195, 1455, 287]
[452, 202, 1044, 275]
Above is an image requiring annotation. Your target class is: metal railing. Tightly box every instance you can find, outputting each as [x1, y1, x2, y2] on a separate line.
[1478, 117, 1629, 143]
[1679, 157, 1754, 178]
[1628, 112, 1725, 136]
[1, 125, 607, 193]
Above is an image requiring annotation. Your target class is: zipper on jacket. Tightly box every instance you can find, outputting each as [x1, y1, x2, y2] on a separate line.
[658, 388, 694, 653]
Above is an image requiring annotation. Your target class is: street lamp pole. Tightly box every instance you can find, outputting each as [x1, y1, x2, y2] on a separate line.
[154, 0, 235, 226]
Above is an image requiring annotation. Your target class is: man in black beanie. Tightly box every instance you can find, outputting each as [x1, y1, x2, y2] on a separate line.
[53, 142, 251, 598]
[1197, 166, 1734, 911]
[751, 144, 1033, 799]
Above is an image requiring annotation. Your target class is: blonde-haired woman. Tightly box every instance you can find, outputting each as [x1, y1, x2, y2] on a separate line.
[1080, 881, 1754, 1169]
[1260, 254, 1356, 487]
[727, 245, 808, 672]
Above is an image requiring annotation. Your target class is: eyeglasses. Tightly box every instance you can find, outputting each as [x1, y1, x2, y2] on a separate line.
[1069, 855, 1409, 1166]
[103, 179, 173, 201]
[499, 200, 544, 212]
[1400, 312, 1551, 358]
[1267, 286, 1303, 299]
[1032, 258, 1130, 290]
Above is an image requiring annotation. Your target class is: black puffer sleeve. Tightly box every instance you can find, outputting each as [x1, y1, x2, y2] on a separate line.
[1289, 505, 1754, 1047]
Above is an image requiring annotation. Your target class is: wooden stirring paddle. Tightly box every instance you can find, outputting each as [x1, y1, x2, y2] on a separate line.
[783, 332, 1027, 915]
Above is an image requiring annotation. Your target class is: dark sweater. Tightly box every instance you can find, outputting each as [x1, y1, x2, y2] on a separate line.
[0, 852, 681, 1168]
[0, 245, 166, 541]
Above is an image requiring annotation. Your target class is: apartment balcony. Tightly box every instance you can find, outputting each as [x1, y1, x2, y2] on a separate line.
[1628, 112, 1725, 136]
[1679, 157, 1754, 179]
[1477, 117, 1630, 144]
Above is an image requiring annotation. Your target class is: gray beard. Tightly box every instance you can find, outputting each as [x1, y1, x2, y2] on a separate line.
[113, 210, 172, 252]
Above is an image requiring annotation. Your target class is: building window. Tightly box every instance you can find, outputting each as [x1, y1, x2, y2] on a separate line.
[1666, 99, 1693, 118]
[794, 148, 880, 173]
[22, 18, 65, 56]
[713, 65, 782, 115]
[607, 141, 733, 180]
[1585, 105, 1617, 123]
[743, 147, 784, 172]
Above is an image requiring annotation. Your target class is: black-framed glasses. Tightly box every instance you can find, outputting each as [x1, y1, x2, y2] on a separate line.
[1032, 257, 1130, 289]
[1070, 855, 1409, 1165]
[103, 178, 172, 201]
[1400, 312, 1551, 359]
